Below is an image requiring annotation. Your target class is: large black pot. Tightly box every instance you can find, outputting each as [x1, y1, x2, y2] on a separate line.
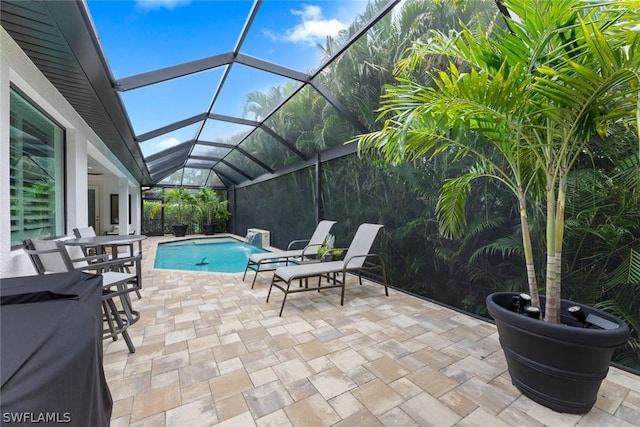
[172, 224, 188, 237]
[486, 292, 630, 414]
[202, 224, 215, 235]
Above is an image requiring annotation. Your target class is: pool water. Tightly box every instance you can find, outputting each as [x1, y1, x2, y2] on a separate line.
[154, 238, 267, 273]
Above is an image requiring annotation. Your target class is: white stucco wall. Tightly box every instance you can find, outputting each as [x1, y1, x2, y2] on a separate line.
[0, 28, 140, 278]
[88, 173, 141, 236]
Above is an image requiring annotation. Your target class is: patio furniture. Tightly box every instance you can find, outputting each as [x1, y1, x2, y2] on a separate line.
[66, 233, 146, 298]
[243, 220, 337, 288]
[64, 234, 146, 259]
[105, 224, 136, 235]
[72, 227, 140, 259]
[23, 239, 141, 353]
[1, 271, 112, 426]
[73, 226, 101, 256]
[267, 223, 389, 316]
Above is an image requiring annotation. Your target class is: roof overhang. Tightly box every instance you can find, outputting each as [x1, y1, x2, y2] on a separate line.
[1, 0, 151, 184]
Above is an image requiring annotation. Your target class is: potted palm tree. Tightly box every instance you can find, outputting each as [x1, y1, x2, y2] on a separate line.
[150, 187, 196, 237]
[213, 197, 231, 233]
[359, 0, 637, 413]
[196, 187, 220, 235]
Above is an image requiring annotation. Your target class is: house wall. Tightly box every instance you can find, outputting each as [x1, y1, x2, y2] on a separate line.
[88, 174, 141, 235]
[0, 28, 140, 278]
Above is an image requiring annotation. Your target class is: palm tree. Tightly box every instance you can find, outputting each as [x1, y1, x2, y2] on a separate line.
[196, 186, 220, 226]
[165, 187, 197, 225]
[358, 0, 640, 322]
[148, 187, 197, 236]
[319, 0, 498, 129]
[243, 83, 296, 121]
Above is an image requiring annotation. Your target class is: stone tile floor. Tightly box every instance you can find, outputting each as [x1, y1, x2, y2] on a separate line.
[105, 235, 640, 426]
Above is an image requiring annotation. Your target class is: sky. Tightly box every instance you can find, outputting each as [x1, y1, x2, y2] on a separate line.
[85, 0, 371, 158]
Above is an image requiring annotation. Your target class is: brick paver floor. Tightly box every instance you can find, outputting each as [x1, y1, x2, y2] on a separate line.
[104, 235, 640, 426]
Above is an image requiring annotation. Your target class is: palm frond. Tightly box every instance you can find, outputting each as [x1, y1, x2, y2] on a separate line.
[605, 248, 640, 289]
[471, 234, 524, 263]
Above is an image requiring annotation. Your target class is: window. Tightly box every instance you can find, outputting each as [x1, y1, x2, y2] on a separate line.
[10, 88, 65, 248]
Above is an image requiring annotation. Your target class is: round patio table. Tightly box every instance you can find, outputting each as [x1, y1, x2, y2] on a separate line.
[64, 234, 147, 260]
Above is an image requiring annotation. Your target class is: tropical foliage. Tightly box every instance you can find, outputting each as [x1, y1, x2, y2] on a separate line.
[144, 0, 640, 368]
[195, 186, 230, 227]
[150, 187, 197, 226]
[358, 0, 640, 323]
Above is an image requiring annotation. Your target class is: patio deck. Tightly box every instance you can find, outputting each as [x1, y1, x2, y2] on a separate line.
[105, 235, 640, 426]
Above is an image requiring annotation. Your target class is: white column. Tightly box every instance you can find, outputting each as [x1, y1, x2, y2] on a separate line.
[119, 177, 129, 235]
[66, 131, 88, 232]
[0, 35, 11, 274]
[129, 184, 141, 234]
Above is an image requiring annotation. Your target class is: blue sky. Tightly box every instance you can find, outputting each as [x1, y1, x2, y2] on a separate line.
[86, 0, 371, 157]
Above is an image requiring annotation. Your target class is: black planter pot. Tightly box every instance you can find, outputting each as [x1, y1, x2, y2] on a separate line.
[486, 292, 630, 414]
[172, 224, 188, 237]
[202, 224, 215, 235]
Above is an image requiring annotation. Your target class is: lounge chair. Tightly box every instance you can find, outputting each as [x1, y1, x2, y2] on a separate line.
[267, 223, 389, 316]
[23, 239, 142, 353]
[243, 220, 337, 288]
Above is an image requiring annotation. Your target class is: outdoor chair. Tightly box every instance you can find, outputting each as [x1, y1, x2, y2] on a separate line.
[73, 227, 100, 257]
[23, 239, 142, 353]
[243, 220, 337, 288]
[267, 223, 389, 316]
[74, 226, 136, 258]
[73, 226, 139, 298]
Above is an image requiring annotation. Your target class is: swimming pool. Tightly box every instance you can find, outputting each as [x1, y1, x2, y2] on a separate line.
[154, 237, 267, 273]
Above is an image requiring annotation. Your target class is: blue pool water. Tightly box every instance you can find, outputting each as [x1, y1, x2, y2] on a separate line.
[154, 238, 267, 273]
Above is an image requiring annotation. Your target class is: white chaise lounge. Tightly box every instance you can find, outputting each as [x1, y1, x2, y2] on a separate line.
[243, 220, 336, 288]
[267, 223, 388, 316]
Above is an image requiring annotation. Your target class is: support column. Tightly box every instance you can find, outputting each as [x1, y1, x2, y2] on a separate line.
[119, 177, 129, 235]
[315, 152, 322, 223]
[129, 184, 141, 235]
[67, 129, 88, 231]
[231, 187, 236, 235]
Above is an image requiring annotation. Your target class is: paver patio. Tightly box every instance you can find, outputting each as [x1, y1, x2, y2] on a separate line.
[104, 235, 640, 426]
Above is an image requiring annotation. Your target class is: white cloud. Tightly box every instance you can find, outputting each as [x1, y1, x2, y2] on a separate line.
[292, 4, 322, 21]
[136, 0, 191, 11]
[265, 4, 347, 46]
[157, 137, 181, 150]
